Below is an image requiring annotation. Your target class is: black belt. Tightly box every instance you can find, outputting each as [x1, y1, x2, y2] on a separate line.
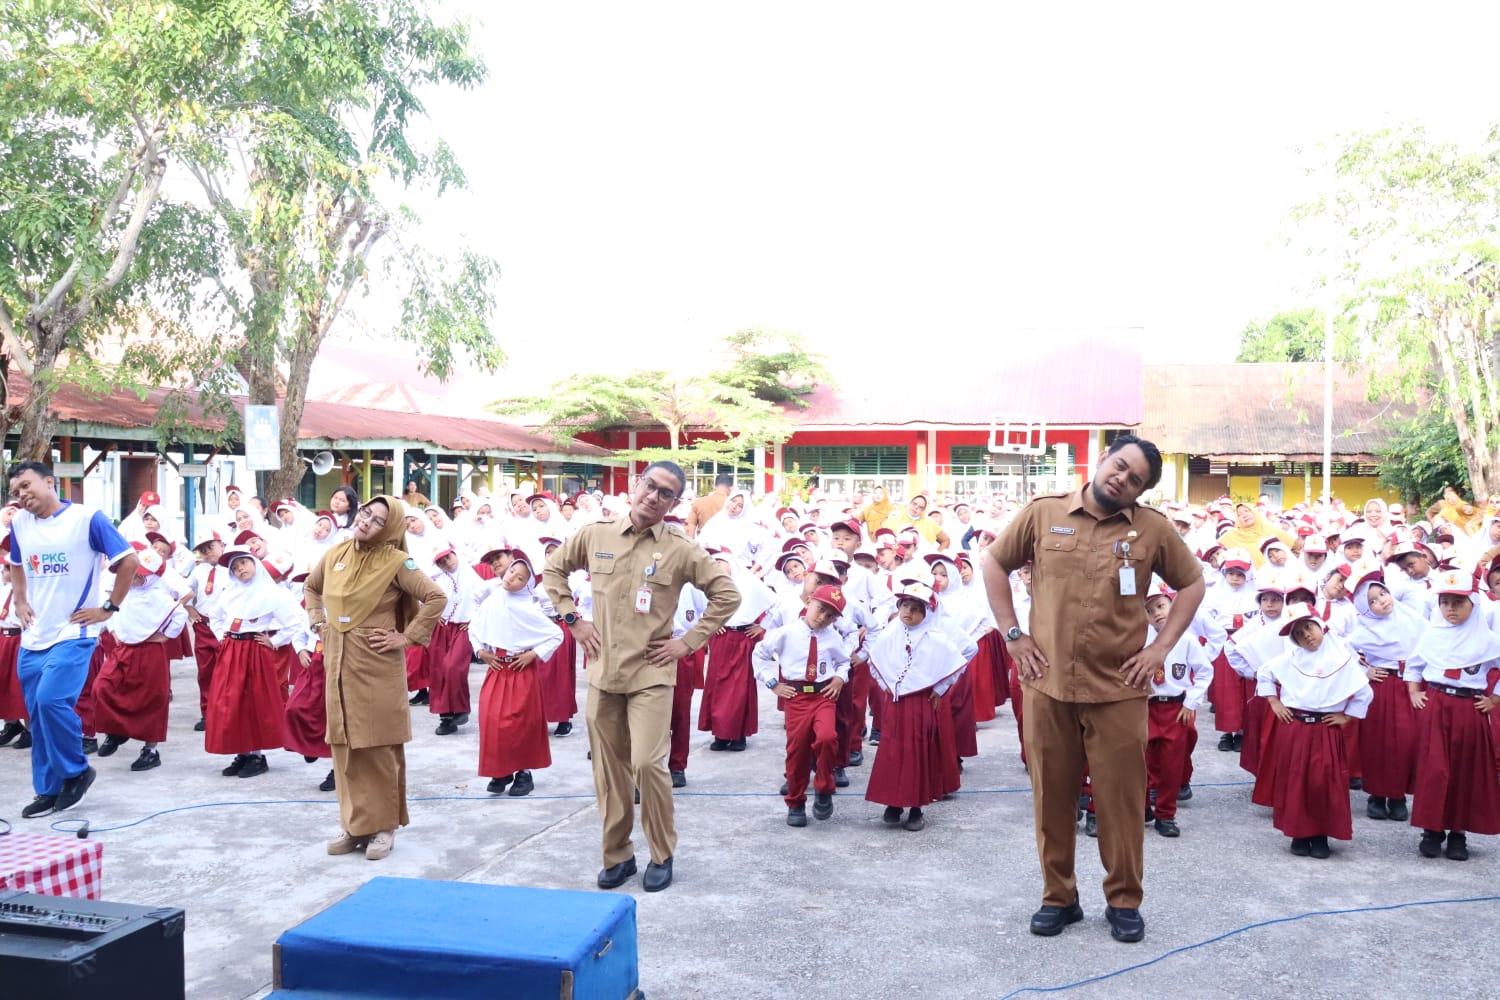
[1431, 683, 1483, 700]
[726, 624, 758, 633]
[786, 679, 832, 694]
[0, 628, 19, 637]
[1290, 710, 1327, 724]
[1149, 694, 1185, 704]
[227, 631, 270, 640]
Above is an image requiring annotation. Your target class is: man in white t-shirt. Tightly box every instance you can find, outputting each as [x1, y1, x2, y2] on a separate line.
[6, 462, 137, 819]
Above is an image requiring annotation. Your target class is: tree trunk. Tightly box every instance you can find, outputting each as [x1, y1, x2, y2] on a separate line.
[262, 338, 318, 501]
[14, 321, 68, 464]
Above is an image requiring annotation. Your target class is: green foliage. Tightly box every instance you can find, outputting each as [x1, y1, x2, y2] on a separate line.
[1378, 405, 1470, 509]
[491, 330, 829, 469]
[718, 328, 832, 407]
[1234, 308, 1361, 363]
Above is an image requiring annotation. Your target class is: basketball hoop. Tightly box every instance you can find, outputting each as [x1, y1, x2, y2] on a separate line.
[988, 414, 1047, 457]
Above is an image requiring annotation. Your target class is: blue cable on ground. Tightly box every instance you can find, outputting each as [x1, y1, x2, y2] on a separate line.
[992, 894, 1500, 999]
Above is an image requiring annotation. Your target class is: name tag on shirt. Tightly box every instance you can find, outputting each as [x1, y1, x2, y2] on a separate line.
[1049, 526, 1076, 535]
[1118, 568, 1136, 597]
[635, 587, 652, 613]
[595, 552, 615, 560]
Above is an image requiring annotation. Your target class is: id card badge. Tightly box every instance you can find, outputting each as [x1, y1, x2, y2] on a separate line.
[635, 587, 653, 613]
[1118, 567, 1136, 597]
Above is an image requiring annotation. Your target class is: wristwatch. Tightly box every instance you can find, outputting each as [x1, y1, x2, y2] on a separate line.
[1004, 625, 1023, 642]
[102, 599, 121, 614]
[561, 611, 580, 626]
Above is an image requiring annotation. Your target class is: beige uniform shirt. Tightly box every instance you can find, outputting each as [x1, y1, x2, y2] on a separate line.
[543, 517, 740, 694]
[987, 488, 1202, 704]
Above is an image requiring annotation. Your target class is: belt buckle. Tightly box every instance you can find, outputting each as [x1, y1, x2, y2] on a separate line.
[800, 684, 816, 694]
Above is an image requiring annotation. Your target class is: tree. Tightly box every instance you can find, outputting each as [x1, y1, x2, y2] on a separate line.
[717, 328, 832, 407]
[1234, 308, 1360, 363]
[490, 330, 832, 475]
[0, 0, 272, 461]
[1292, 125, 1500, 499]
[1378, 404, 1470, 510]
[181, 0, 501, 500]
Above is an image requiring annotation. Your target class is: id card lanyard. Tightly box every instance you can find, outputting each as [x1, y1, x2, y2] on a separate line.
[1115, 537, 1136, 597]
[635, 552, 663, 613]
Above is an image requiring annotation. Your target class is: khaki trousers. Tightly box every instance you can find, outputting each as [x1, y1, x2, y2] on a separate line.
[587, 684, 676, 866]
[331, 743, 410, 837]
[1023, 688, 1148, 909]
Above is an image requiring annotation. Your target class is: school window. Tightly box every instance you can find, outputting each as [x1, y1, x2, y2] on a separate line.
[782, 446, 910, 476]
[949, 445, 1054, 477]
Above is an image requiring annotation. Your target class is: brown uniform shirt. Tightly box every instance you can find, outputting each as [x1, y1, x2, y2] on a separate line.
[687, 491, 727, 535]
[987, 488, 1202, 704]
[543, 517, 740, 694]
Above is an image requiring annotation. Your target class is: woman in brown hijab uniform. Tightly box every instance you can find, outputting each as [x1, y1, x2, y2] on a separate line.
[304, 496, 447, 861]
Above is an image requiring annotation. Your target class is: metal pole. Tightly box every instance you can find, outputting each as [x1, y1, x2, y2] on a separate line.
[1323, 300, 1334, 502]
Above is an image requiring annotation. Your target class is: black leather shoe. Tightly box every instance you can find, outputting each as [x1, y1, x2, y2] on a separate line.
[1105, 906, 1145, 943]
[409, 689, 429, 706]
[882, 806, 903, 826]
[435, 717, 458, 736]
[709, 739, 730, 751]
[13, 729, 31, 749]
[1085, 813, 1098, 838]
[486, 775, 512, 794]
[643, 857, 673, 892]
[21, 794, 57, 819]
[130, 748, 161, 772]
[1445, 832, 1468, 861]
[787, 806, 808, 827]
[902, 807, 925, 832]
[193, 717, 206, 732]
[1178, 783, 1192, 801]
[1348, 776, 1363, 791]
[813, 792, 834, 820]
[1386, 797, 1409, 822]
[1144, 804, 1155, 824]
[848, 750, 864, 767]
[634, 788, 640, 805]
[780, 780, 789, 796]
[1030, 898, 1084, 937]
[1230, 733, 1244, 752]
[868, 730, 880, 745]
[597, 857, 637, 889]
[726, 739, 746, 752]
[81, 737, 98, 756]
[97, 735, 125, 757]
[671, 770, 686, 788]
[1308, 836, 1331, 859]
[1290, 837, 1311, 857]
[508, 770, 534, 796]
[1154, 818, 1180, 838]
[454, 713, 470, 726]
[236, 754, 269, 779]
[1217, 732, 1234, 751]
[553, 721, 573, 737]
[1366, 795, 1388, 820]
[221, 753, 249, 776]
[833, 768, 849, 788]
[54, 766, 96, 812]
[1419, 830, 1444, 858]
[319, 769, 336, 791]
[0, 720, 23, 746]
[303, 755, 319, 764]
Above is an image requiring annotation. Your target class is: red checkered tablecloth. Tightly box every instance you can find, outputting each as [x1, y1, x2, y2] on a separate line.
[0, 831, 103, 899]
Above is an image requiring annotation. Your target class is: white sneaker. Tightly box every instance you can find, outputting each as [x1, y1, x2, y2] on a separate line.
[365, 829, 395, 861]
[326, 831, 366, 856]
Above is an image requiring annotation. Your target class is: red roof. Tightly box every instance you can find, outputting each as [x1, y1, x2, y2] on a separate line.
[9, 370, 609, 458]
[795, 331, 1143, 428]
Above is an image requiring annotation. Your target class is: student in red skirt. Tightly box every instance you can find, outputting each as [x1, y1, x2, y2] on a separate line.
[1258, 603, 1372, 859]
[207, 548, 305, 779]
[668, 583, 708, 789]
[94, 543, 188, 771]
[753, 584, 852, 827]
[1142, 580, 1212, 837]
[282, 568, 334, 792]
[698, 548, 778, 752]
[1204, 547, 1259, 752]
[864, 581, 967, 832]
[428, 545, 481, 736]
[535, 536, 578, 737]
[0, 535, 29, 749]
[1404, 569, 1500, 861]
[1348, 563, 1425, 822]
[470, 551, 561, 797]
[183, 527, 227, 733]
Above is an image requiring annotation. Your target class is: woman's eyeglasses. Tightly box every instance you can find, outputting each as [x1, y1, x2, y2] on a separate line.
[356, 506, 387, 529]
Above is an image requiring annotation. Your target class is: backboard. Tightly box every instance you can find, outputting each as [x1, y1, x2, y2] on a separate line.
[988, 414, 1047, 457]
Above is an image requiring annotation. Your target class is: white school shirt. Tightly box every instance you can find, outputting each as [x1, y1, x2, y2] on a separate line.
[1145, 626, 1214, 710]
[186, 562, 228, 619]
[752, 620, 852, 687]
[672, 584, 707, 641]
[7, 502, 132, 651]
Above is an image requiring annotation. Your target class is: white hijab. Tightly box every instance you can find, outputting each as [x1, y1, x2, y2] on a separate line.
[470, 555, 559, 652]
[1412, 593, 1500, 671]
[866, 608, 967, 699]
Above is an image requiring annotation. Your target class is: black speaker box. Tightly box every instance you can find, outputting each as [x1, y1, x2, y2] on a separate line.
[0, 890, 185, 1000]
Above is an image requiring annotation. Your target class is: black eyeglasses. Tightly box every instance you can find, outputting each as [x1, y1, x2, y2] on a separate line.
[637, 482, 678, 502]
[355, 505, 388, 529]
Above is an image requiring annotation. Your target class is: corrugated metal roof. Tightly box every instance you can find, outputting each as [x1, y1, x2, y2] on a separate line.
[795, 331, 1144, 428]
[1138, 363, 1416, 460]
[8, 371, 610, 458]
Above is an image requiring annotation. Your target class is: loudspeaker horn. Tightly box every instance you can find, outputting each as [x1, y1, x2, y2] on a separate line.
[303, 451, 336, 476]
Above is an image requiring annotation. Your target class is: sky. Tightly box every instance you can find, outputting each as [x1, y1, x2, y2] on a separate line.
[350, 1, 1500, 385]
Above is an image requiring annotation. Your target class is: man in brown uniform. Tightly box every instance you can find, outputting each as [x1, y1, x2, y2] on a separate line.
[543, 460, 740, 892]
[981, 435, 1203, 944]
[686, 473, 734, 539]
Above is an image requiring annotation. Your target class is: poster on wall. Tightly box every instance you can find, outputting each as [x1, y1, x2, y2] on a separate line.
[245, 406, 282, 471]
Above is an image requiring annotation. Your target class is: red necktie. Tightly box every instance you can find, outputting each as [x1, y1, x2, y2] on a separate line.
[805, 635, 818, 682]
[1443, 667, 1461, 680]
